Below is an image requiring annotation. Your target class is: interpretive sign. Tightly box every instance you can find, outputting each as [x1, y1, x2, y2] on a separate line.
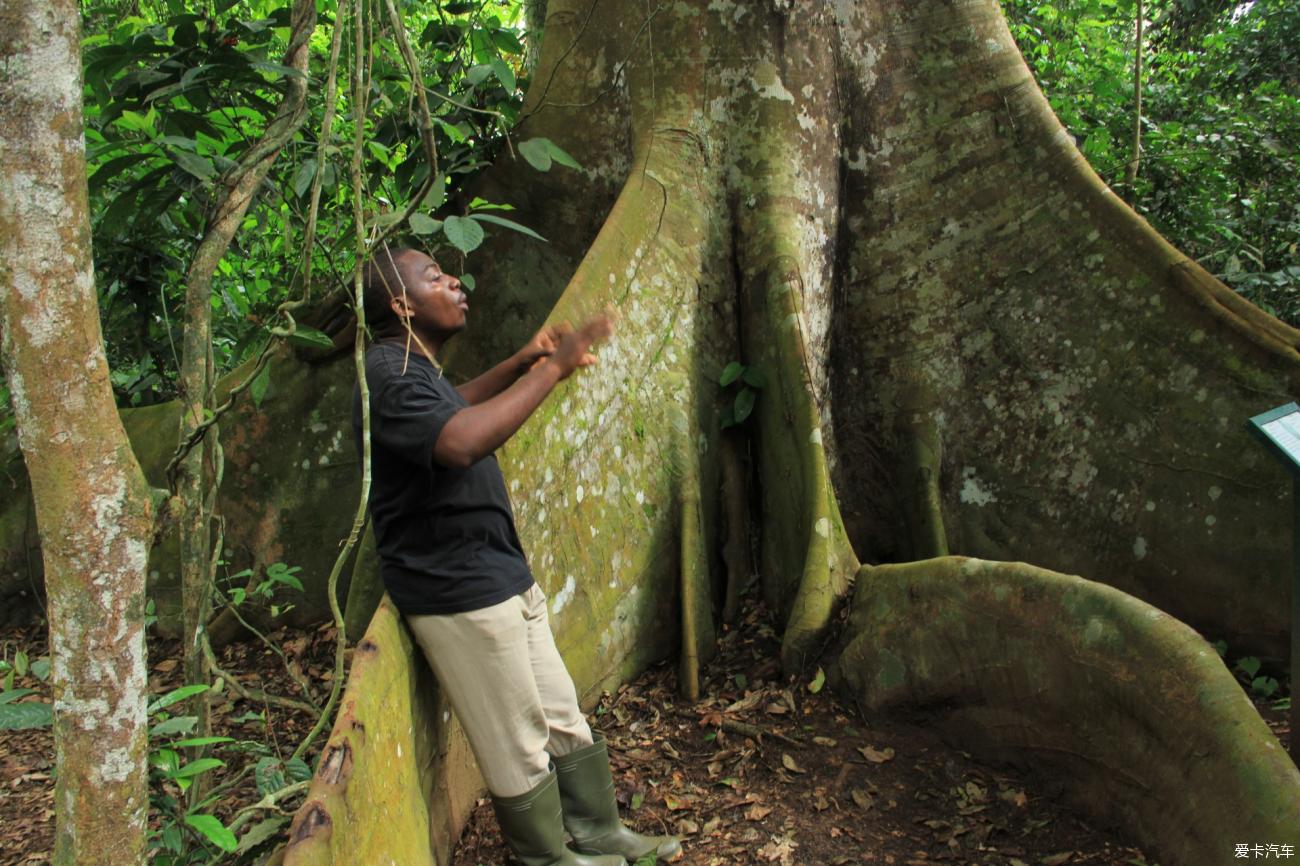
[1247, 402, 1300, 765]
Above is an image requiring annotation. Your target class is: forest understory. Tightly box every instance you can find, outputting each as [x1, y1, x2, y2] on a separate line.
[2, 589, 1288, 866]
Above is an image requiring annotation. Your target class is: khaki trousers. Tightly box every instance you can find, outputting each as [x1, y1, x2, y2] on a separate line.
[405, 583, 594, 797]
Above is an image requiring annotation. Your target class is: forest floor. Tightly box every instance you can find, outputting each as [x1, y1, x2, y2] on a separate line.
[0, 596, 1291, 866]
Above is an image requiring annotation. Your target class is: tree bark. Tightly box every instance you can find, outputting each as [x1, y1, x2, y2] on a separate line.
[0, 2, 154, 863]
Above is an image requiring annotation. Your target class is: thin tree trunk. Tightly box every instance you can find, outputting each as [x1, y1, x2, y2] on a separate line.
[1126, 0, 1144, 189]
[0, 2, 154, 864]
[174, 0, 317, 751]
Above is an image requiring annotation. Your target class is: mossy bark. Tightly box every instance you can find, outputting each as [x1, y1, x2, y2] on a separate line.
[835, 557, 1300, 860]
[0, 2, 154, 862]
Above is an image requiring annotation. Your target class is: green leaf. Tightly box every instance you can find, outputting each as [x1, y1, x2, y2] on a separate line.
[286, 756, 312, 782]
[741, 366, 767, 389]
[255, 757, 286, 795]
[543, 138, 581, 170]
[171, 736, 235, 749]
[409, 212, 441, 235]
[807, 666, 826, 694]
[148, 684, 209, 715]
[1236, 656, 1262, 678]
[468, 212, 546, 242]
[733, 387, 756, 423]
[0, 688, 37, 705]
[173, 757, 225, 779]
[1251, 676, 1279, 697]
[30, 657, 50, 681]
[465, 64, 493, 86]
[0, 701, 53, 730]
[286, 326, 334, 350]
[14, 651, 27, 677]
[250, 361, 272, 409]
[149, 715, 199, 738]
[292, 159, 316, 199]
[235, 817, 289, 854]
[443, 215, 485, 254]
[171, 150, 216, 181]
[719, 362, 744, 387]
[184, 814, 237, 852]
[518, 138, 553, 172]
[250, 60, 307, 80]
[491, 57, 516, 92]
[460, 273, 476, 291]
[491, 28, 524, 55]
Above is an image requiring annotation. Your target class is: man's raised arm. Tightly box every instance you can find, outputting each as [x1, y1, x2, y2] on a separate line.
[435, 315, 611, 469]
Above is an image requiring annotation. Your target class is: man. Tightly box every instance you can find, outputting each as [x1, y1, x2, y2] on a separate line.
[351, 246, 680, 866]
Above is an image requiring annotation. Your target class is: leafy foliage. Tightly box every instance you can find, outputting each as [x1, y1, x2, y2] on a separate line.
[78, 0, 561, 408]
[1003, 0, 1300, 324]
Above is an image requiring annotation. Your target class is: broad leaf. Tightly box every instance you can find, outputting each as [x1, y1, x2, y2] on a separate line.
[409, 212, 441, 235]
[235, 817, 288, 853]
[148, 684, 209, 714]
[286, 326, 335, 350]
[733, 387, 757, 423]
[0, 701, 53, 730]
[443, 215, 485, 254]
[491, 57, 516, 92]
[719, 362, 744, 387]
[518, 138, 552, 171]
[468, 212, 545, 242]
[184, 814, 237, 852]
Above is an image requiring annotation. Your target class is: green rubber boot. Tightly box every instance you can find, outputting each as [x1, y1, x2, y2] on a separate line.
[492, 770, 628, 866]
[554, 734, 682, 863]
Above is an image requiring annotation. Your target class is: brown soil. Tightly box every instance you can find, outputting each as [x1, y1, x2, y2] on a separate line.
[0, 598, 1290, 866]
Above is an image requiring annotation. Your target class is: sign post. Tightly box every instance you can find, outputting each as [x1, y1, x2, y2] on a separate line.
[1247, 401, 1300, 764]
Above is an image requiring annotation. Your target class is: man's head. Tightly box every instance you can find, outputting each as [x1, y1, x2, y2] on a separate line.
[362, 246, 467, 343]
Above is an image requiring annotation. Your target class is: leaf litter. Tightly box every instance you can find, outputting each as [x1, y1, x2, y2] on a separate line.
[451, 599, 1168, 866]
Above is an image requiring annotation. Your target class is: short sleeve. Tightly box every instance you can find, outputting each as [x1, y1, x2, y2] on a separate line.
[372, 374, 462, 469]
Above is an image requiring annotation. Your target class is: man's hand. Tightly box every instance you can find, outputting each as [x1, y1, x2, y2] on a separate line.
[549, 311, 616, 379]
[517, 325, 563, 373]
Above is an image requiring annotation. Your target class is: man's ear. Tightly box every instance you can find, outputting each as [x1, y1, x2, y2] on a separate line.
[389, 293, 412, 320]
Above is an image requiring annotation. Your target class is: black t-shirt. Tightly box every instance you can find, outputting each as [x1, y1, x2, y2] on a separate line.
[351, 340, 533, 615]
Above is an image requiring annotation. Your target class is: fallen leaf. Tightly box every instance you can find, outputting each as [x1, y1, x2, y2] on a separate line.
[999, 787, 1028, 808]
[757, 834, 798, 865]
[675, 818, 699, 836]
[745, 804, 774, 821]
[781, 754, 806, 774]
[1041, 854, 1074, 866]
[764, 703, 789, 715]
[813, 736, 838, 747]
[851, 789, 874, 809]
[663, 794, 692, 811]
[858, 745, 895, 764]
[807, 667, 825, 694]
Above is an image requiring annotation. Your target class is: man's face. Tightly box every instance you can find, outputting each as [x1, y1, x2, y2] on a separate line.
[390, 250, 467, 334]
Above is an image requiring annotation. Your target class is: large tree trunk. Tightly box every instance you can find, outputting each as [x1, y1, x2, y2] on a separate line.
[282, 0, 1300, 864]
[0, 1, 155, 863]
